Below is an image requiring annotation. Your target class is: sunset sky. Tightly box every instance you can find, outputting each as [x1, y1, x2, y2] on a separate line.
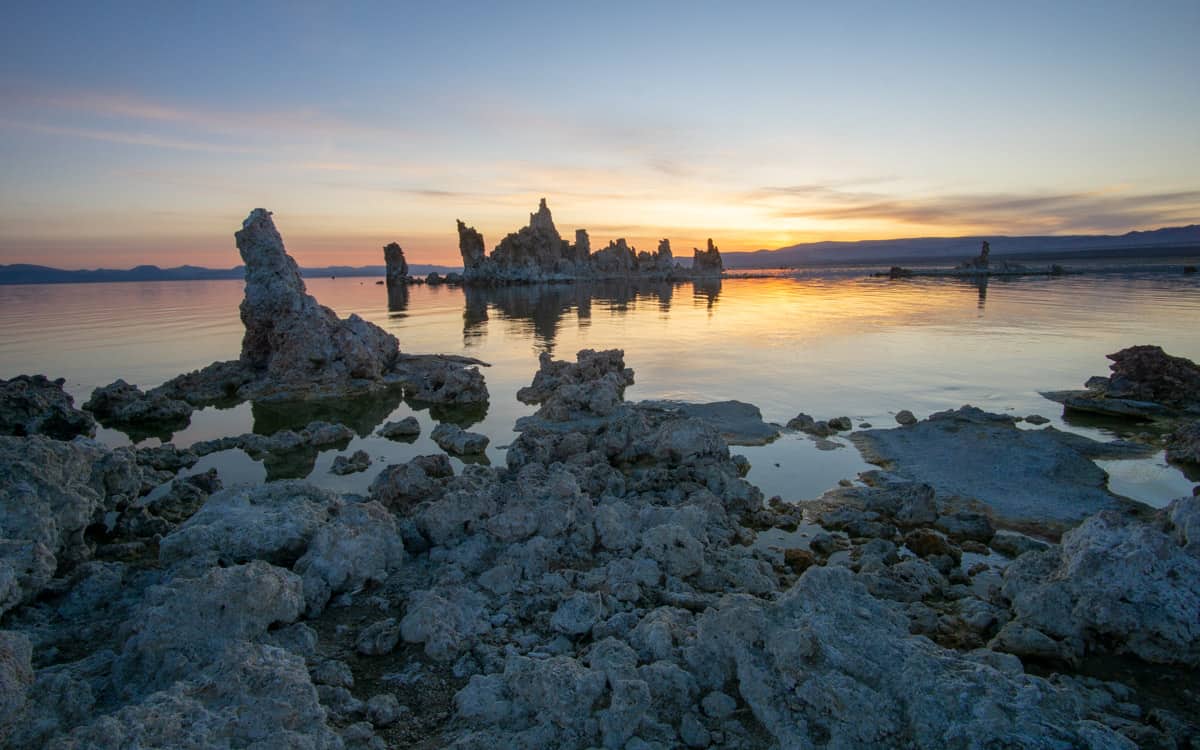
[1, 1, 1197, 268]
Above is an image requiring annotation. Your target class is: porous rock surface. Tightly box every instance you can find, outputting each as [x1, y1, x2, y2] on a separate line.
[236, 209, 400, 398]
[994, 496, 1200, 666]
[0, 375, 95, 440]
[83, 379, 193, 434]
[1, 351, 1197, 748]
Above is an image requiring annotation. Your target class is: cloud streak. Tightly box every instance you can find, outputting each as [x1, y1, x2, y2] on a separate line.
[750, 185, 1200, 234]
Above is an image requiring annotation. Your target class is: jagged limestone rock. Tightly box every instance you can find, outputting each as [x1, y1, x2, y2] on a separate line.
[236, 209, 400, 397]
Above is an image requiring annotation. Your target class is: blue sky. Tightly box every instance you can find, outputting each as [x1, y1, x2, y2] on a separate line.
[1, 1, 1197, 267]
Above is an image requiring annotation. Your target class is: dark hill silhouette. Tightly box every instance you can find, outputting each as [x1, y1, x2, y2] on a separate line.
[721, 225, 1200, 268]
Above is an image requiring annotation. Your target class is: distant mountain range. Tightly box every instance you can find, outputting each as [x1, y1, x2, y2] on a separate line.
[3, 225, 1197, 284]
[722, 225, 1200, 268]
[0, 263, 459, 285]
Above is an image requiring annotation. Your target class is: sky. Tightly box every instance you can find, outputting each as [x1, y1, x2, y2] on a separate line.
[1, 1, 1197, 268]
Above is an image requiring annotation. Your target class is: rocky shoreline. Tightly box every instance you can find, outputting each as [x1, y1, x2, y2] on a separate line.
[2, 212, 1199, 748]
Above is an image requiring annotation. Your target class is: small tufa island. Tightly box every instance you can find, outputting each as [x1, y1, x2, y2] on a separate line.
[883, 240, 1067, 279]
[456, 198, 723, 284]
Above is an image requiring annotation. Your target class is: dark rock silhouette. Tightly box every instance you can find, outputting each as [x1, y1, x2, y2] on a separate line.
[383, 242, 408, 290]
[457, 199, 722, 284]
[692, 238, 723, 275]
[457, 220, 486, 271]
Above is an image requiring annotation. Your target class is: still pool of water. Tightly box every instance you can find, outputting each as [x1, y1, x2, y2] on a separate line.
[2, 270, 1198, 505]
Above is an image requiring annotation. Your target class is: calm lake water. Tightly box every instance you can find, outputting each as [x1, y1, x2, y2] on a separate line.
[2, 267, 1198, 505]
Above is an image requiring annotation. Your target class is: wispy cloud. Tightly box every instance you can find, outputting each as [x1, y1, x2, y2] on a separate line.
[749, 184, 1200, 234]
[0, 118, 260, 154]
[3, 87, 417, 144]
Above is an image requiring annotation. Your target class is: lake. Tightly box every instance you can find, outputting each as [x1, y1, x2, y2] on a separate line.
[2, 266, 1198, 506]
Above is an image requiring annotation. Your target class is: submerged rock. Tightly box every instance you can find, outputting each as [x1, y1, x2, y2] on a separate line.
[638, 400, 780, 445]
[0, 375, 95, 440]
[330, 450, 372, 475]
[392, 354, 490, 406]
[852, 406, 1150, 534]
[378, 416, 421, 440]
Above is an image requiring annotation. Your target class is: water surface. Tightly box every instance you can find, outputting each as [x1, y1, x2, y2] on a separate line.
[2, 269, 1197, 504]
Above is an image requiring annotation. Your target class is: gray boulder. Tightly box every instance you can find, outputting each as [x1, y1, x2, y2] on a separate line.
[431, 423, 489, 455]
[0, 630, 33, 744]
[114, 560, 305, 695]
[158, 481, 340, 568]
[685, 565, 1135, 748]
[54, 641, 339, 750]
[0, 435, 134, 615]
[294, 500, 404, 616]
[996, 497, 1200, 665]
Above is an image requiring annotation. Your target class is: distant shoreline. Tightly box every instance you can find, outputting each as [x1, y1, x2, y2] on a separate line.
[0, 263, 461, 286]
[2, 246, 1198, 286]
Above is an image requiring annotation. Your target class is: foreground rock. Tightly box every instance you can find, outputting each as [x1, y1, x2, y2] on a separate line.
[851, 405, 1153, 535]
[995, 496, 1200, 666]
[0, 376, 95, 440]
[2, 351, 1197, 749]
[459, 199, 721, 284]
